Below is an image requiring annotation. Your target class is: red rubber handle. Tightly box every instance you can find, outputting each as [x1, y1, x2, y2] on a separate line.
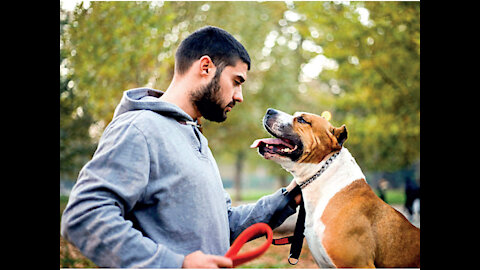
[224, 223, 273, 267]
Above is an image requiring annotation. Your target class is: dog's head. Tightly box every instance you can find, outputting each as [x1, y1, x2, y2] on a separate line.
[251, 108, 347, 170]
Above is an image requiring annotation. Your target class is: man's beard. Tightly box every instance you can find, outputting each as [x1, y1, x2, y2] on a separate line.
[191, 70, 235, 123]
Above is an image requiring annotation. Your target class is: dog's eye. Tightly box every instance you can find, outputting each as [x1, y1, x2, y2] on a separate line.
[297, 116, 311, 125]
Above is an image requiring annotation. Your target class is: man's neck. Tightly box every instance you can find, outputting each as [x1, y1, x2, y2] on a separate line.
[160, 76, 201, 121]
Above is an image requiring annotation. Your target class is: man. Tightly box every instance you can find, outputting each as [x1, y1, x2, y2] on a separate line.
[61, 26, 300, 268]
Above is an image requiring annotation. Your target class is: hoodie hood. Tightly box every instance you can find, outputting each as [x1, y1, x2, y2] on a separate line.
[113, 87, 194, 122]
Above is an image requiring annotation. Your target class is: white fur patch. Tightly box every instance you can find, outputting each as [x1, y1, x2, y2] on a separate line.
[272, 110, 294, 131]
[297, 148, 366, 268]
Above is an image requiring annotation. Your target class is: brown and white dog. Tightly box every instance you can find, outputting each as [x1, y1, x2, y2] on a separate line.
[251, 108, 420, 268]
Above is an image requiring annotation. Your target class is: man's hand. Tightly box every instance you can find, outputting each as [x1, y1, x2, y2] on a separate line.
[182, 250, 233, 268]
[286, 179, 302, 205]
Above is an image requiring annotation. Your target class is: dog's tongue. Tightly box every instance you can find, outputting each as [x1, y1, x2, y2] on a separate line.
[250, 138, 293, 149]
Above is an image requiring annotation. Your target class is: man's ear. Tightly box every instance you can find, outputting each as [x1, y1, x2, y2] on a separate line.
[333, 124, 348, 146]
[199, 55, 215, 77]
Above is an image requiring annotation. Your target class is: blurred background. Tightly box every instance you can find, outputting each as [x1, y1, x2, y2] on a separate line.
[60, 1, 419, 268]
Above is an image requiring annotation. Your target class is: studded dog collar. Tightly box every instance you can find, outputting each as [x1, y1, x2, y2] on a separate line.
[299, 149, 342, 189]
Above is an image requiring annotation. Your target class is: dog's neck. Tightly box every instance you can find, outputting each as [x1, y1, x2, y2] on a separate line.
[286, 147, 365, 189]
[289, 148, 367, 230]
[289, 150, 339, 186]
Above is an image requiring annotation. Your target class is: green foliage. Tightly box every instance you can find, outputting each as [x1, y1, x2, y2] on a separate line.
[60, 9, 96, 180]
[61, 1, 419, 182]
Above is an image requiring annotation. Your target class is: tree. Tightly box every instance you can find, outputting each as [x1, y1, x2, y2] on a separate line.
[292, 1, 420, 171]
[60, 7, 96, 180]
[61, 1, 420, 195]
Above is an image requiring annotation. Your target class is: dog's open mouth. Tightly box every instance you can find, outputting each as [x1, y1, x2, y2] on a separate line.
[250, 137, 297, 153]
[250, 136, 302, 160]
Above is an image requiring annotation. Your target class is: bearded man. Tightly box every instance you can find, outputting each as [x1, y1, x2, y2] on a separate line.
[61, 26, 300, 268]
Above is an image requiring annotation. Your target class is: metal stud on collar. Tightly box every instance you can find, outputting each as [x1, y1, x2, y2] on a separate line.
[299, 149, 341, 189]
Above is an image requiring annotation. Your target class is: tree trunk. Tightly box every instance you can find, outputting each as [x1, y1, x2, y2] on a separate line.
[234, 151, 245, 201]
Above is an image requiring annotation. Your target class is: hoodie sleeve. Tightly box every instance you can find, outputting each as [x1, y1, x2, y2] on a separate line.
[225, 189, 297, 243]
[60, 118, 184, 268]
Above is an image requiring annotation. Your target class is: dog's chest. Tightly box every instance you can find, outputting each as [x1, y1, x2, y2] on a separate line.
[298, 149, 366, 268]
[303, 192, 338, 268]
[304, 223, 335, 267]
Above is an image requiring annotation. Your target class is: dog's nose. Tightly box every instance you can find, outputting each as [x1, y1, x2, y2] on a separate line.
[266, 108, 277, 116]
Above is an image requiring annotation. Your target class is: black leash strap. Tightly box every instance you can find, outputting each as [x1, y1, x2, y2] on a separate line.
[267, 186, 306, 265]
[287, 201, 305, 265]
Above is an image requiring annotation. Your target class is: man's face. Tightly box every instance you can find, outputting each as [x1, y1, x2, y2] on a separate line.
[192, 60, 248, 122]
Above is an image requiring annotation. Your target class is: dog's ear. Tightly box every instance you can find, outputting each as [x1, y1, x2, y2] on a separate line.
[333, 125, 348, 147]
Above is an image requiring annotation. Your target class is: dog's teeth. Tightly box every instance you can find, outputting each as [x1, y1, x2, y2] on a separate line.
[282, 145, 297, 153]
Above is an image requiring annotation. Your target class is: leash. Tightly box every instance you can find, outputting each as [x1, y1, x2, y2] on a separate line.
[270, 202, 306, 265]
[268, 185, 306, 265]
[224, 223, 273, 267]
[224, 185, 305, 267]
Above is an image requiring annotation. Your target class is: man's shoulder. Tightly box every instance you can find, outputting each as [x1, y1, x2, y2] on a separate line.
[109, 110, 174, 135]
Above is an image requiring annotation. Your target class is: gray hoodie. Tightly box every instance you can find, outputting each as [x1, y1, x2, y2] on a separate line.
[60, 88, 296, 268]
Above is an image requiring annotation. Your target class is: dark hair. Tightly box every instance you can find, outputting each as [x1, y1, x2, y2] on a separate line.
[174, 26, 251, 75]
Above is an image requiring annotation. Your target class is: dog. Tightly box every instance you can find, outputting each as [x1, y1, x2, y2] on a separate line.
[250, 108, 420, 268]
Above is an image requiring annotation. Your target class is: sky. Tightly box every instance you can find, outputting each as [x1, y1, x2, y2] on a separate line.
[61, 0, 90, 11]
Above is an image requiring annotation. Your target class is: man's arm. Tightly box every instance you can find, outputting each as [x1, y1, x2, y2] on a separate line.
[225, 180, 300, 243]
[61, 119, 184, 268]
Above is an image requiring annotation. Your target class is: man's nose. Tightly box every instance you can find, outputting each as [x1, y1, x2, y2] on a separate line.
[233, 88, 243, 103]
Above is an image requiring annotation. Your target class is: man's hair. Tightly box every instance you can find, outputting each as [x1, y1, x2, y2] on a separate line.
[174, 26, 251, 75]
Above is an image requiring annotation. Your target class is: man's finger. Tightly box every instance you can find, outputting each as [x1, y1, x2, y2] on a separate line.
[211, 255, 233, 268]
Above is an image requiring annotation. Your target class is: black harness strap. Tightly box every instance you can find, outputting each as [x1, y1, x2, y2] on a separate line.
[287, 201, 306, 265]
[267, 185, 306, 265]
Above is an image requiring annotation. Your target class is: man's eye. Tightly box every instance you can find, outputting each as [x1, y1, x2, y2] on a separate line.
[234, 80, 241, 86]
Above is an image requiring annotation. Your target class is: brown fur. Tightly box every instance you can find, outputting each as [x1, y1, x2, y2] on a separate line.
[321, 179, 420, 268]
[292, 113, 346, 164]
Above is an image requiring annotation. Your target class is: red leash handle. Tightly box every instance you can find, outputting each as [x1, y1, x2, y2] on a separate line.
[224, 223, 273, 267]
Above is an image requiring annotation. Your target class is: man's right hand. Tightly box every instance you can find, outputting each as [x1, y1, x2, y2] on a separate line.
[182, 250, 233, 268]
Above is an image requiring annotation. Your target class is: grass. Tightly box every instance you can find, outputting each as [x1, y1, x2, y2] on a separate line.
[236, 188, 406, 205]
[375, 189, 406, 205]
[231, 189, 274, 202]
